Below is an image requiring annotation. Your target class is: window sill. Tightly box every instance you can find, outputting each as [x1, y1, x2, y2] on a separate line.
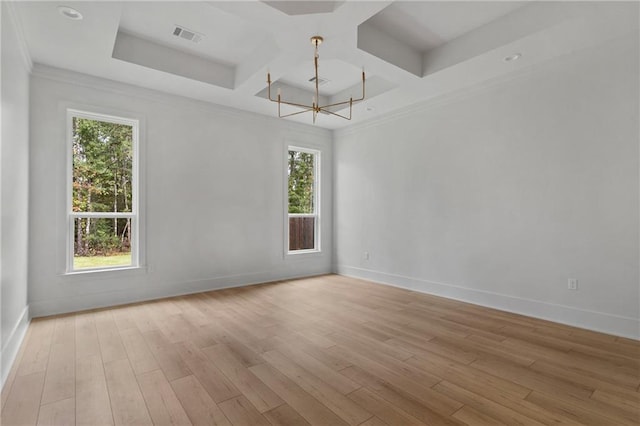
[286, 249, 323, 258]
[61, 265, 147, 279]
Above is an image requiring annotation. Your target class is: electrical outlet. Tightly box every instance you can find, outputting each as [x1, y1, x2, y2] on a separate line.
[568, 278, 578, 290]
[363, 251, 370, 261]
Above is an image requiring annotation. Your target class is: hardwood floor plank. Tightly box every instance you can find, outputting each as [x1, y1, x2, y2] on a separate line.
[189, 324, 219, 349]
[42, 316, 76, 405]
[530, 358, 640, 399]
[329, 337, 442, 387]
[433, 334, 536, 366]
[340, 366, 463, 426]
[142, 329, 192, 381]
[173, 296, 212, 327]
[499, 336, 571, 363]
[1, 372, 46, 426]
[218, 396, 272, 426]
[262, 403, 311, 426]
[357, 321, 436, 349]
[103, 358, 153, 425]
[76, 354, 113, 426]
[17, 320, 54, 376]
[160, 313, 200, 344]
[129, 304, 159, 333]
[359, 416, 390, 426]
[149, 299, 182, 318]
[525, 390, 637, 426]
[170, 375, 231, 426]
[119, 327, 159, 375]
[111, 306, 137, 332]
[51, 315, 75, 347]
[249, 362, 350, 426]
[498, 325, 587, 352]
[37, 397, 75, 426]
[501, 332, 640, 388]
[215, 318, 275, 355]
[328, 330, 414, 362]
[386, 334, 477, 365]
[527, 381, 639, 425]
[327, 345, 461, 417]
[75, 312, 101, 359]
[346, 387, 427, 426]
[174, 341, 241, 403]
[563, 349, 640, 389]
[202, 344, 283, 413]
[268, 335, 352, 371]
[433, 380, 547, 426]
[405, 353, 531, 400]
[261, 349, 373, 425]
[94, 312, 128, 363]
[202, 323, 266, 367]
[274, 342, 360, 395]
[137, 369, 192, 426]
[590, 388, 640, 415]
[451, 405, 508, 426]
[417, 355, 581, 425]
[271, 327, 336, 349]
[470, 357, 595, 400]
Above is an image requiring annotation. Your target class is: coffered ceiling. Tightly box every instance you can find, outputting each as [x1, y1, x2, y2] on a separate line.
[11, 1, 639, 129]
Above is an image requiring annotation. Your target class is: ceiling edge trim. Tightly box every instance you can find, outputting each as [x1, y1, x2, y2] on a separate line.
[4, 2, 34, 73]
[30, 63, 332, 138]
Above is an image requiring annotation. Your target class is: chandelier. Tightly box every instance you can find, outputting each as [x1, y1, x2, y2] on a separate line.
[267, 36, 366, 124]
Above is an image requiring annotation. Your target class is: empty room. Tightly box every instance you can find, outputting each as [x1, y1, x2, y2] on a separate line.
[1, 1, 639, 425]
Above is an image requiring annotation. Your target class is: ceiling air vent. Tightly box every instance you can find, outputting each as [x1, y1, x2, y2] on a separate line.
[173, 25, 203, 43]
[308, 76, 330, 86]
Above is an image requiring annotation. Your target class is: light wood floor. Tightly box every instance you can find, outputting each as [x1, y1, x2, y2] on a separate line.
[2, 275, 639, 426]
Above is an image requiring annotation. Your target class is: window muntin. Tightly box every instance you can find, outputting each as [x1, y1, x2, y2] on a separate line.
[68, 110, 139, 272]
[287, 147, 320, 253]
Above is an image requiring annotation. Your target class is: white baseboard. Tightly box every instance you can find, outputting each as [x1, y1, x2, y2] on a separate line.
[30, 267, 332, 318]
[1, 306, 30, 389]
[335, 265, 639, 340]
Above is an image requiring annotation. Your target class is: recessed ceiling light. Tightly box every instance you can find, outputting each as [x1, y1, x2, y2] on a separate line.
[58, 6, 83, 20]
[504, 53, 522, 62]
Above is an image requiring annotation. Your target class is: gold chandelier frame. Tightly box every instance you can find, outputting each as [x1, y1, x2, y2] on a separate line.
[267, 36, 366, 124]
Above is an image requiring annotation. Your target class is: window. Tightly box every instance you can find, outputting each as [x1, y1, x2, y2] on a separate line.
[68, 110, 139, 272]
[287, 146, 320, 253]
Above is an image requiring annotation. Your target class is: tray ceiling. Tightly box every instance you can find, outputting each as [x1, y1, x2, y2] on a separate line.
[11, 1, 639, 129]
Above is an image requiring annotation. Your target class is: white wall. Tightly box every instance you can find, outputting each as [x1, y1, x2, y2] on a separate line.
[334, 34, 639, 338]
[1, 2, 31, 386]
[28, 66, 332, 317]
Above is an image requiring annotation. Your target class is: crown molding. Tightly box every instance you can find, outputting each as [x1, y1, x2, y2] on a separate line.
[30, 63, 331, 139]
[4, 1, 33, 73]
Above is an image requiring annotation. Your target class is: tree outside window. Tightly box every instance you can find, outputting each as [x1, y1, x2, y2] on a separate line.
[69, 111, 138, 271]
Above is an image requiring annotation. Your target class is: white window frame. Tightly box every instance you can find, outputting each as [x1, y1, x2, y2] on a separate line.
[66, 109, 140, 273]
[286, 145, 321, 255]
